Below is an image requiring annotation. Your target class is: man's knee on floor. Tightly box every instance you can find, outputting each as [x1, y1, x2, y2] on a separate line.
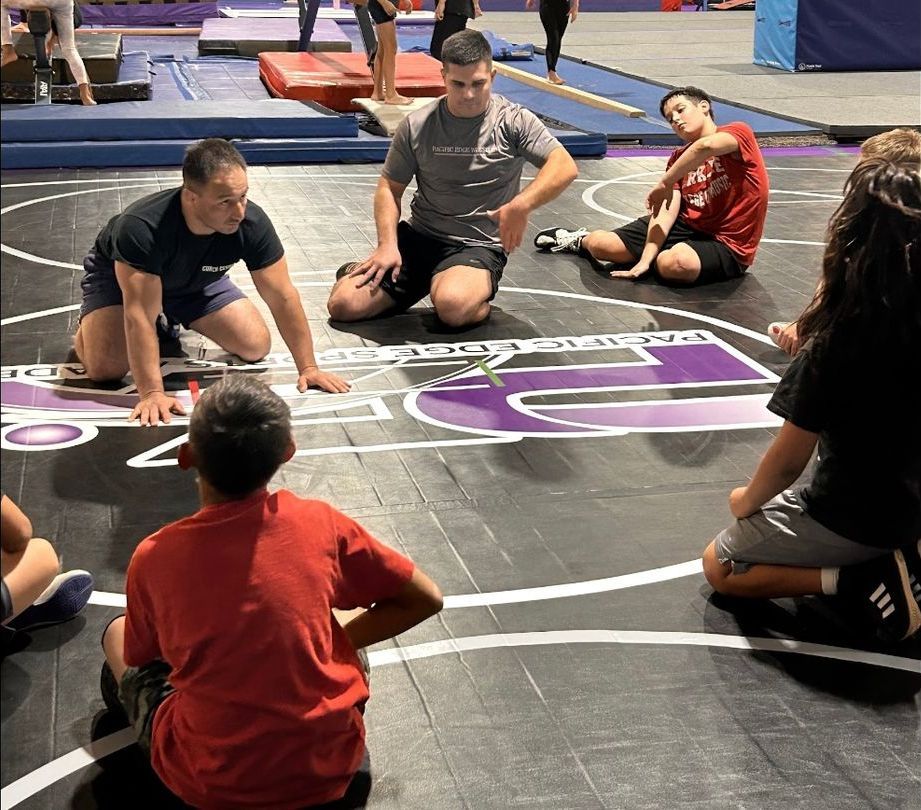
[326, 288, 365, 323]
[434, 292, 488, 329]
[656, 250, 699, 284]
[702, 542, 734, 593]
[82, 356, 129, 383]
[236, 331, 271, 363]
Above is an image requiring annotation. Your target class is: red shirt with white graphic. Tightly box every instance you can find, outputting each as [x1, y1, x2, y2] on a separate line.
[667, 122, 769, 267]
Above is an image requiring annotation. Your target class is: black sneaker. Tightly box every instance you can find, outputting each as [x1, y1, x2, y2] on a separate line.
[838, 551, 921, 642]
[8, 570, 94, 632]
[336, 262, 358, 280]
[156, 313, 181, 342]
[534, 226, 589, 253]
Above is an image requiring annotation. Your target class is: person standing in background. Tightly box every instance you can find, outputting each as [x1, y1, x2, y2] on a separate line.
[431, 0, 481, 62]
[525, 0, 578, 85]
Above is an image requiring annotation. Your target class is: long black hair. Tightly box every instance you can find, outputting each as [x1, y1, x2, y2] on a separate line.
[798, 159, 921, 350]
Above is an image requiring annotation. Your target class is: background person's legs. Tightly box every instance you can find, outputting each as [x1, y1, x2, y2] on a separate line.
[1, 6, 17, 66]
[429, 12, 467, 61]
[429, 265, 492, 328]
[539, 0, 569, 82]
[373, 21, 409, 104]
[47, 1, 95, 104]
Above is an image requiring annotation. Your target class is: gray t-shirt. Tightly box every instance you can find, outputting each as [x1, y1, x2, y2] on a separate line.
[382, 94, 563, 248]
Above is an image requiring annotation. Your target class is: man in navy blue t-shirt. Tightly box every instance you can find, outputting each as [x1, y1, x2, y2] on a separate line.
[75, 139, 349, 426]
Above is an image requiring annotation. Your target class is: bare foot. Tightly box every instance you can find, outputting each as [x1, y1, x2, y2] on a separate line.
[548, 72, 565, 85]
[79, 83, 97, 106]
[370, 92, 385, 102]
[1, 46, 18, 68]
[384, 94, 412, 105]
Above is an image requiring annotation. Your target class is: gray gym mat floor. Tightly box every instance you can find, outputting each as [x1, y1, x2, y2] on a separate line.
[2, 152, 919, 808]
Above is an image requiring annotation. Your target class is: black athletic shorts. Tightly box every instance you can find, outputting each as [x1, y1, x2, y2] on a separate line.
[613, 215, 746, 285]
[378, 221, 507, 311]
[367, 0, 397, 25]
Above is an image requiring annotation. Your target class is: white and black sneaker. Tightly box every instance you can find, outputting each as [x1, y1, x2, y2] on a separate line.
[838, 550, 921, 642]
[534, 227, 589, 254]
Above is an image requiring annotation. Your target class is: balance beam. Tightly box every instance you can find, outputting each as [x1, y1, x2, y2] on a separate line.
[493, 62, 645, 119]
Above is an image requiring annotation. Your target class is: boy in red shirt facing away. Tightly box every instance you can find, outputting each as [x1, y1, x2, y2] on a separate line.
[535, 86, 769, 286]
[101, 375, 443, 810]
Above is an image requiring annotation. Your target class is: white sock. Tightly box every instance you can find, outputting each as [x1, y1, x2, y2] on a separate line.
[820, 567, 840, 596]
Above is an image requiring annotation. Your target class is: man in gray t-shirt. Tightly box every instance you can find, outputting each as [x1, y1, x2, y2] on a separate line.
[327, 29, 578, 329]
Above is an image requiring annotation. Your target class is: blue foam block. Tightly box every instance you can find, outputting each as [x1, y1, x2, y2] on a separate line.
[0, 130, 604, 169]
[0, 99, 357, 142]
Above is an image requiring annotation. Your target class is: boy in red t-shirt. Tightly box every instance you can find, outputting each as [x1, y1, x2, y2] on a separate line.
[535, 86, 769, 286]
[100, 375, 443, 810]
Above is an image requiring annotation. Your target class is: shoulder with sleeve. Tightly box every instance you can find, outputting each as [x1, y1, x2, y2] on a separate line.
[493, 94, 563, 163]
[111, 188, 182, 271]
[767, 337, 842, 433]
[666, 142, 689, 170]
[718, 122, 760, 162]
[239, 198, 285, 271]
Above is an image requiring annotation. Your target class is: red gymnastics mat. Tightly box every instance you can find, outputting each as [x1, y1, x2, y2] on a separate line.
[259, 51, 445, 111]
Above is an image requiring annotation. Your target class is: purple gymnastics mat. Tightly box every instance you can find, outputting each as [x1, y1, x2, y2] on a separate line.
[80, 2, 219, 26]
[199, 17, 351, 55]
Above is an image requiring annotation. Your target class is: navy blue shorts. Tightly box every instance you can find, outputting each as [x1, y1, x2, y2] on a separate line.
[79, 272, 247, 328]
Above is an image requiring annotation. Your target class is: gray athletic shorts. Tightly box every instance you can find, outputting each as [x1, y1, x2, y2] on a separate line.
[714, 490, 884, 574]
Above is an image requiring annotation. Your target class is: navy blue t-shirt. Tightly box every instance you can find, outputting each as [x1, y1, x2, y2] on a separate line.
[768, 331, 921, 548]
[83, 188, 285, 299]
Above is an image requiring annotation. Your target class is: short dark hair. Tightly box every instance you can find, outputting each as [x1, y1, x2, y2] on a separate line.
[440, 29, 492, 69]
[189, 375, 292, 498]
[182, 138, 247, 190]
[659, 86, 714, 121]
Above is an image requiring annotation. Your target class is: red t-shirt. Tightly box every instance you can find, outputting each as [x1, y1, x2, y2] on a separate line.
[123, 489, 415, 810]
[667, 121, 769, 267]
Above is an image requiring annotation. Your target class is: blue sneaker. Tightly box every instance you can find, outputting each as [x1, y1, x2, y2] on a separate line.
[8, 570, 94, 632]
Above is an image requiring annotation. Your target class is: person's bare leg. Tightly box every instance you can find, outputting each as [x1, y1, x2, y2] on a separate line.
[371, 41, 385, 101]
[1, 9, 18, 68]
[1, 539, 60, 623]
[74, 306, 131, 382]
[377, 22, 410, 104]
[102, 615, 129, 682]
[580, 230, 636, 263]
[326, 269, 400, 322]
[702, 542, 823, 598]
[188, 297, 271, 362]
[655, 243, 703, 285]
[429, 265, 492, 328]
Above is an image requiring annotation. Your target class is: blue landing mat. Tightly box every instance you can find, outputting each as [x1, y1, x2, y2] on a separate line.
[1, 99, 357, 142]
[497, 55, 819, 143]
[0, 129, 604, 169]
